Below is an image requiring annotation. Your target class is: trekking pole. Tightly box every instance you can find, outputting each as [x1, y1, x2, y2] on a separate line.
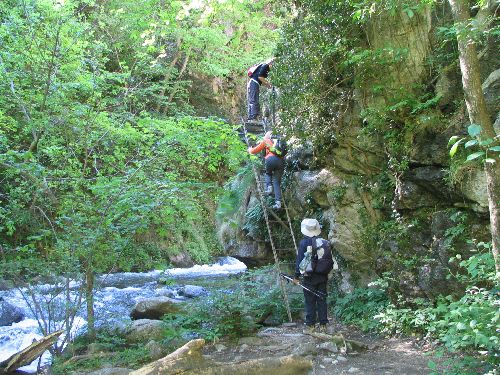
[279, 273, 327, 300]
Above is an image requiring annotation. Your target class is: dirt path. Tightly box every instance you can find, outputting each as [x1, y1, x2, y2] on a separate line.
[202, 321, 436, 375]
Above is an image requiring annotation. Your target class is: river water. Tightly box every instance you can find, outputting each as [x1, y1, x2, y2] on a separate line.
[0, 257, 247, 372]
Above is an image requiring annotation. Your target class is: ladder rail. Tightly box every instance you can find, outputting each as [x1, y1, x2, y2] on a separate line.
[283, 200, 298, 255]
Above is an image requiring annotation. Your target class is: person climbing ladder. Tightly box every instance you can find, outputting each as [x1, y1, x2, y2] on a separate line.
[247, 131, 285, 210]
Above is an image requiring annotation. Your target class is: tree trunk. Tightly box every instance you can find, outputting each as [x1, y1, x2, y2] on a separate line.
[448, 0, 500, 273]
[155, 37, 182, 113]
[85, 264, 96, 340]
[163, 49, 191, 114]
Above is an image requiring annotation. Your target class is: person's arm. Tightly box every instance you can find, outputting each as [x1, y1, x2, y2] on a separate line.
[248, 137, 272, 154]
[258, 64, 272, 88]
[258, 76, 272, 88]
[247, 140, 266, 154]
[294, 239, 307, 279]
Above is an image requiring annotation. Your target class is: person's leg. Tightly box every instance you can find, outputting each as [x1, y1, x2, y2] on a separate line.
[264, 158, 273, 193]
[303, 279, 317, 327]
[265, 157, 283, 200]
[272, 157, 284, 203]
[316, 280, 329, 326]
[247, 80, 260, 120]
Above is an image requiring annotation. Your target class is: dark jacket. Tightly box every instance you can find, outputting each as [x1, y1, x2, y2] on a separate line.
[295, 236, 329, 283]
[250, 63, 270, 84]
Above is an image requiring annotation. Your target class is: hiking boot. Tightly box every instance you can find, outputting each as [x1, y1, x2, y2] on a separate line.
[302, 325, 315, 335]
[265, 186, 272, 195]
[272, 201, 281, 210]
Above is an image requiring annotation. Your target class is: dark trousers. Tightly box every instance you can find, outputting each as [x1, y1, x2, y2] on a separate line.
[303, 278, 328, 326]
[247, 79, 260, 119]
[265, 155, 284, 202]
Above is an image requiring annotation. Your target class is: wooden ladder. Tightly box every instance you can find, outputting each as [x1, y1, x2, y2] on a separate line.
[240, 116, 298, 322]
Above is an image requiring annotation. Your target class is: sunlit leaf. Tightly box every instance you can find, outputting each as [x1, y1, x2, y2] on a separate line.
[449, 139, 463, 157]
[489, 146, 500, 152]
[448, 135, 461, 147]
[466, 151, 485, 161]
[464, 139, 477, 148]
[467, 124, 482, 137]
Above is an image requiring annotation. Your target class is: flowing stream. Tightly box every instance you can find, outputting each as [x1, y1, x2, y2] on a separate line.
[0, 257, 247, 372]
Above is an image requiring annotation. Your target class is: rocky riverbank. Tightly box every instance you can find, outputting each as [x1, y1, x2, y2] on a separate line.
[70, 320, 441, 375]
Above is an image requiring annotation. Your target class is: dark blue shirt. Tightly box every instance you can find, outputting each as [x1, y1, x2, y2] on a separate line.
[295, 236, 329, 282]
[250, 63, 270, 85]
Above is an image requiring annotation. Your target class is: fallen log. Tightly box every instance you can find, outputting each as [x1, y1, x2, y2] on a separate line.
[130, 338, 312, 375]
[192, 355, 312, 375]
[129, 339, 206, 375]
[0, 329, 64, 373]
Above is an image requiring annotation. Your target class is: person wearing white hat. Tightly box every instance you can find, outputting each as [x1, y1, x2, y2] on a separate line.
[293, 218, 333, 334]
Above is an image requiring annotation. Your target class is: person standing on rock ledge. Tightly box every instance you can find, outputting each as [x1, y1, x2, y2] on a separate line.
[247, 57, 274, 123]
[293, 218, 335, 334]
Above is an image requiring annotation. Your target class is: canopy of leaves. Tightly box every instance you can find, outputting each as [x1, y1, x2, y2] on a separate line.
[0, 0, 276, 279]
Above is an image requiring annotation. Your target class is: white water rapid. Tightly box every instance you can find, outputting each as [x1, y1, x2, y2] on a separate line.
[0, 257, 247, 373]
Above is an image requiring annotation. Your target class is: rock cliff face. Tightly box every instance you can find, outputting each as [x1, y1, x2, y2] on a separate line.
[216, 6, 498, 299]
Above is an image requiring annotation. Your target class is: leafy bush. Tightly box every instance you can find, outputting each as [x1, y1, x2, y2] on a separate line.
[52, 332, 151, 374]
[333, 288, 390, 331]
[163, 266, 294, 340]
[334, 244, 499, 370]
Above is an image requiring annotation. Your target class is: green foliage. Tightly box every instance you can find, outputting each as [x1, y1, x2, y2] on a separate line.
[334, 288, 390, 331]
[216, 161, 256, 221]
[163, 266, 293, 340]
[52, 332, 151, 374]
[448, 124, 499, 165]
[0, 0, 252, 278]
[0, 0, 261, 342]
[329, 184, 348, 204]
[273, 0, 445, 172]
[335, 243, 499, 370]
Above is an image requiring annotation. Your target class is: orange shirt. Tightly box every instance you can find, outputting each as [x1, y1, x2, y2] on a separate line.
[248, 138, 277, 159]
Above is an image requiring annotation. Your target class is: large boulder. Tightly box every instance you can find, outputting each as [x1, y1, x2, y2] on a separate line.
[126, 319, 165, 343]
[130, 297, 182, 320]
[290, 169, 343, 209]
[0, 298, 25, 326]
[410, 125, 460, 166]
[179, 285, 206, 298]
[459, 168, 489, 210]
[394, 166, 460, 209]
[482, 68, 500, 120]
[435, 68, 462, 112]
[168, 252, 194, 268]
[362, 6, 432, 107]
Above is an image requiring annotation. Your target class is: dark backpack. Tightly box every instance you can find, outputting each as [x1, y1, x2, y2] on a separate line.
[311, 237, 334, 274]
[269, 137, 288, 157]
[247, 63, 262, 77]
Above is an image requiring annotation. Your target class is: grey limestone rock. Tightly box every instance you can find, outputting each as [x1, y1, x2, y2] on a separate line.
[130, 297, 182, 320]
[0, 298, 25, 326]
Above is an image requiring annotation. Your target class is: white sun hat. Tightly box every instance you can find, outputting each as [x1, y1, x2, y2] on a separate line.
[300, 218, 321, 237]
